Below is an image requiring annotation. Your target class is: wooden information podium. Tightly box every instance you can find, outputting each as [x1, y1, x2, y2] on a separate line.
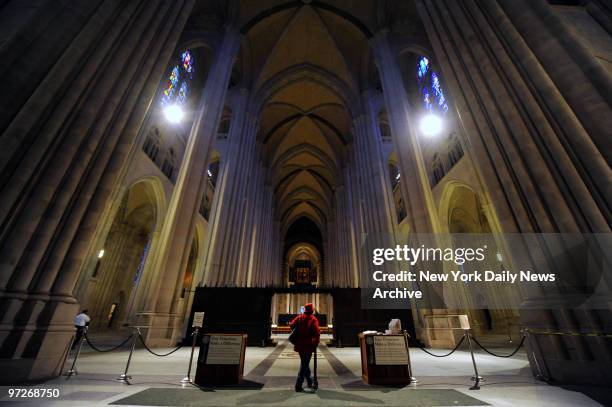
[194, 333, 247, 385]
[359, 333, 412, 385]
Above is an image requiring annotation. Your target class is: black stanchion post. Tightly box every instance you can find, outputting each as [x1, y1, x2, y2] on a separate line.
[181, 311, 204, 385]
[522, 328, 547, 381]
[65, 327, 86, 377]
[465, 330, 484, 390]
[180, 327, 199, 384]
[403, 330, 418, 384]
[312, 344, 318, 391]
[117, 327, 139, 384]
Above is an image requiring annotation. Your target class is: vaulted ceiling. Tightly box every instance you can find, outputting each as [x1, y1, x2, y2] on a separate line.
[240, 1, 376, 235]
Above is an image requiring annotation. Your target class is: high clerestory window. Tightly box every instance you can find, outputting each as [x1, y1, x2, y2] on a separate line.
[143, 127, 161, 162]
[447, 132, 464, 168]
[432, 152, 445, 185]
[161, 148, 176, 180]
[416, 56, 449, 115]
[161, 50, 194, 107]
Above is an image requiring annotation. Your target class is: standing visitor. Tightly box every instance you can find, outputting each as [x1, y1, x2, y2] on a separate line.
[289, 303, 320, 392]
[73, 310, 90, 348]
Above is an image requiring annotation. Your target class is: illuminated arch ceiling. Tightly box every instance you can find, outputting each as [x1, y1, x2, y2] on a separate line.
[241, 1, 376, 233]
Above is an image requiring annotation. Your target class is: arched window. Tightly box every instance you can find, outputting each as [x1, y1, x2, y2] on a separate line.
[416, 56, 449, 115]
[378, 110, 392, 142]
[207, 160, 220, 188]
[447, 132, 464, 168]
[388, 162, 406, 223]
[199, 160, 220, 220]
[161, 50, 195, 107]
[181, 240, 197, 298]
[432, 153, 445, 185]
[143, 127, 161, 162]
[217, 117, 231, 136]
[388, 163, 401, 190]
[161, 148, 176, 180]
[217, 107, 232, 138]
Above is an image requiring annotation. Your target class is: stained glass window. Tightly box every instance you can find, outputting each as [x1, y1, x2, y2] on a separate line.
[161, 65, 180, 106]
[417, 56, 429, 80]
[181, 50, 194, 75]
[161, 49, 195, 108]
[422, 87, 432, 111]
[177, 81, 188, 105]
[431, 72, 449, 113]
[416, 56, 449, 114]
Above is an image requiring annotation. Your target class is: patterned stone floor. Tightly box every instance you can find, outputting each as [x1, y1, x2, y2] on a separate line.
[0, 336, 606, 406]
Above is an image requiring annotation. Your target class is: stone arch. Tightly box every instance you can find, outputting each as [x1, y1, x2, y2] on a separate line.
[437, 182, 487, 234]
[285, 242, 322, 286]
[76, 176, 166, 333]
[437, 181, 519, 334]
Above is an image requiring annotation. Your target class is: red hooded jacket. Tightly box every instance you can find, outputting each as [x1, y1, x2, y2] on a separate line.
[290, 305, 321, 353]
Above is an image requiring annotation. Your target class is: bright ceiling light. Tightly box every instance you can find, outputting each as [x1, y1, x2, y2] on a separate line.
[164, 104, 184, 123]
[98, 249, 105, 259]
[420, 113, 442, 137]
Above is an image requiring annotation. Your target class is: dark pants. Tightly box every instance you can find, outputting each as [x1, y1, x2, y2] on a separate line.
[296, 352, 312, 386]
[73, 326, 85, 348]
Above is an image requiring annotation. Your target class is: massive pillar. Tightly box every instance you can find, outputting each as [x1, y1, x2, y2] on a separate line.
[416, 0, 611, 384]
[138, 25, 241, 345]
[201, 90, 254, 286]
[343, 90, 399, 286]
[0, 0, 195, 382]
[371, 31, 440, 236]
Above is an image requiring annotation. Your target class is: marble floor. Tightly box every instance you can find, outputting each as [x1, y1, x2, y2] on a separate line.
[0, 335, 607, 407]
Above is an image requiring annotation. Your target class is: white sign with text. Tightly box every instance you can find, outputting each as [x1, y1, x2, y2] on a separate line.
[373, 335, 408, 365]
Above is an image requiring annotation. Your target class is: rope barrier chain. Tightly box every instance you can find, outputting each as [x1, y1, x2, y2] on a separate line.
[417, 335, 465, 357]
[469, 335, 525, 358]
[84, 332, 134, 352]
[137, 330, 184, 357]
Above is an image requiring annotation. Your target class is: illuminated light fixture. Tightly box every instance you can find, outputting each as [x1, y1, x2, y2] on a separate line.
[207, 169, 213, 178]
[420, 113, 442, 137]
[98, 249, 105, 259]
[496, 252, 503, 262]
[164, 104, 184, 123]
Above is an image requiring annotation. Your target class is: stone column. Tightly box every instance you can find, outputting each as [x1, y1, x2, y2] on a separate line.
[416, 0, 611, 385]
[199, 89, 251, 286]
[370, 30, 440, 235]
[138, 25, 241, 344]
[0, 0, 194, 382]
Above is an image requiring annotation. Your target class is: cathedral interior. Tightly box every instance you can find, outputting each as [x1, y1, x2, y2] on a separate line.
[0, 0, 611, 405]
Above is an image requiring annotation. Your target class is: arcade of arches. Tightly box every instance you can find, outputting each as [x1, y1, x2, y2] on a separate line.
[0, 0, 610, 387]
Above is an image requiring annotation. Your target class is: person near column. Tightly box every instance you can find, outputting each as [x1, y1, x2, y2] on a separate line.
[290, 303, 320, 392]
[73, 310, 91, 348]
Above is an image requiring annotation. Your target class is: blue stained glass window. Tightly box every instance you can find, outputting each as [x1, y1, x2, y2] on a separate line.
[161, 65, 180, 106]
[416, 56, 449, 115]
[417, 57, 429, 80]
[181, 50, 194, 75]
[177, 81, 188, 105]
[422, 87, 432, 111]
[431, 72, 449, 113]
[160, 49, 195, 108]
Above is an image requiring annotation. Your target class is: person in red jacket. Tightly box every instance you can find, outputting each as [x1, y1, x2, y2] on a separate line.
[290, 303, 321, 392]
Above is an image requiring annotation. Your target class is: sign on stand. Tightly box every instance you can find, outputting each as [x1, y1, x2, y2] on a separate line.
[205, 335, 243, 365]
[373, 336, 409, 365]
[359, 333, 412, 385]
[195, 333, 247, 385]
[193, 312, 205, 328]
